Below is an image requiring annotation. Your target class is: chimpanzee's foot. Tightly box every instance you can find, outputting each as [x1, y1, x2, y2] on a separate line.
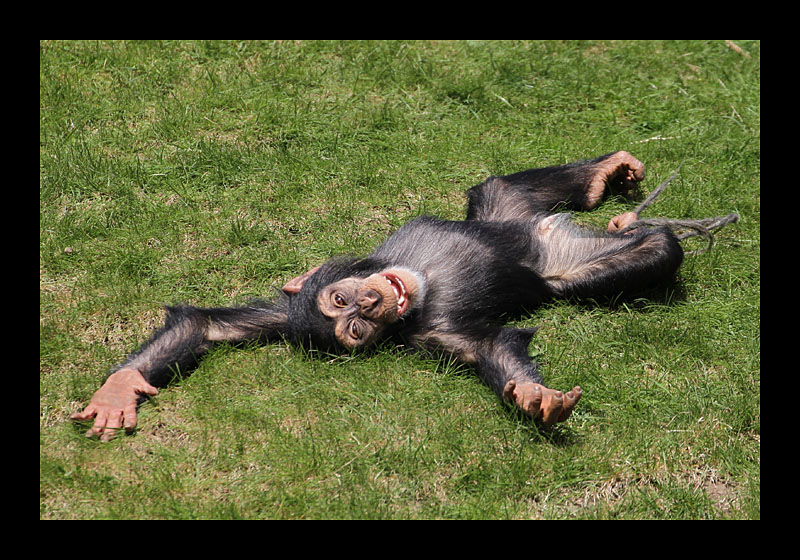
[503, 380, 582, 427]
[585, 151, 645, 208]
[607, 211, 639, 233]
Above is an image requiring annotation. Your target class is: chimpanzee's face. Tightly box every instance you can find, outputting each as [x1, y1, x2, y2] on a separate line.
[317, 268, 423, 349]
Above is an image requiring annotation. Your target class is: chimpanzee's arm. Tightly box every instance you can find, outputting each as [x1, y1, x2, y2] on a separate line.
[71, 301, 289, 440]
[466, 151, 644, 221]
[119, 303, 288, 389]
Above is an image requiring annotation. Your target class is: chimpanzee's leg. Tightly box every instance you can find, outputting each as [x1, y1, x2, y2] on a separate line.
[475, 328, 582, 427]
[532, 213, 684, 299]
[412, 328, 581, 427]
[466, 151, 644, 222]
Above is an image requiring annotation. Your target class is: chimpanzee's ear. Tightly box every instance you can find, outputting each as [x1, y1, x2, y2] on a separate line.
[282, 265, 321, 295]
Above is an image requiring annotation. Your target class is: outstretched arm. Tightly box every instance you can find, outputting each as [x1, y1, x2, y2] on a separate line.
[71, 301, 289, 441]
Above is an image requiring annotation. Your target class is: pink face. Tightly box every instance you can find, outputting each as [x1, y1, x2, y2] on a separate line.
[317, 269, 421, 348]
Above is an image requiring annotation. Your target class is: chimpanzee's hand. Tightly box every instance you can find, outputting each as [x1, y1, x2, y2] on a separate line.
[502, 380, 581, 427]
[70, 368, 158, 442]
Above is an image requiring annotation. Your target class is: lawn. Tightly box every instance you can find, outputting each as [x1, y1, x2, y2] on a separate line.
[40, 40, 760, 519]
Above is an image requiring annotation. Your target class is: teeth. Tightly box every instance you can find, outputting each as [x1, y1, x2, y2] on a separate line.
[384, 274, 407, 310]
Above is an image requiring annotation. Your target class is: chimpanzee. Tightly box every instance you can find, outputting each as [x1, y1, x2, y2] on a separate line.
[72, 151, 687, 441]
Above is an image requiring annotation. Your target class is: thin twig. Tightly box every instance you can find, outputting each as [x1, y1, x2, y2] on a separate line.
[619, 165, 739, 254]
[633, 165, 681, 216]
[620, 213, 739, 254]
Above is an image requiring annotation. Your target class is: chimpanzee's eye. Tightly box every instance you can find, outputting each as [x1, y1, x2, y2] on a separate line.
[349, 320, 361, 339]
[333, 293, 347, 307]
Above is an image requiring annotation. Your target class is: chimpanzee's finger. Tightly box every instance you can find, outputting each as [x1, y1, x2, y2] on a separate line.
[123, 404, 138, 434]
[559, 387, 582, 422]
[522, 384, 542, 417]
[86, 409, 109, 438]
[541, 391, 564, 428]
[71, 404, 97, 421]
[133, 381, 158, 397]
[100, 411, 123, 442]
[502, 380, 517, 403]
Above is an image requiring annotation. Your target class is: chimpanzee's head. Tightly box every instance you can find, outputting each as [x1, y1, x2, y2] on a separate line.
[283, 258, 425, 352]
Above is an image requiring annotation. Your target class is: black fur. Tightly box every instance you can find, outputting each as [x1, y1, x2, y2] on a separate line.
[113, 152, 684, 406]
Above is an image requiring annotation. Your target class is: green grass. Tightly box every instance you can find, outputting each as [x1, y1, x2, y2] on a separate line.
[40, 40, 760, 519]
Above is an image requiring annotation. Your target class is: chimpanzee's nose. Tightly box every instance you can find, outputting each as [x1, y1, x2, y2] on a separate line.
[358, 289, 382, 317]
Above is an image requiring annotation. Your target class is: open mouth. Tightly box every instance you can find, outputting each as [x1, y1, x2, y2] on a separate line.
[381, 272, 410, 316]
